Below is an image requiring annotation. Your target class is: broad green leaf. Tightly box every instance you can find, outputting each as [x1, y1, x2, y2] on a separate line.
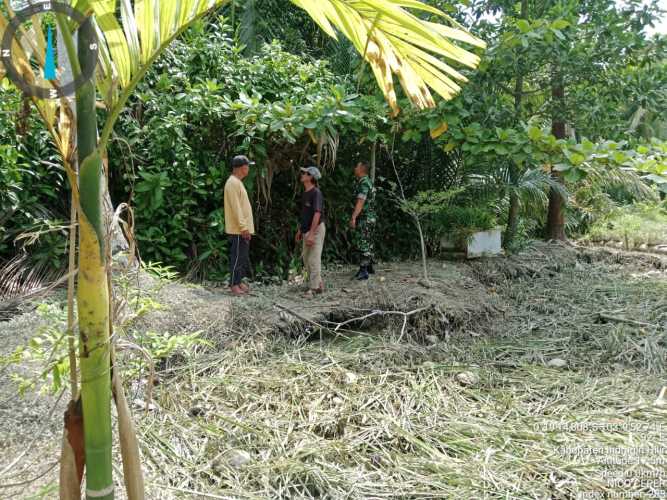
[613, 152, 628, 164]
[527, 126, 542, 142]
[551, 19, 570, 30]
[564, 167, 585, 183]
[516, 19, 530, 33]
[568, 152, 585, 166]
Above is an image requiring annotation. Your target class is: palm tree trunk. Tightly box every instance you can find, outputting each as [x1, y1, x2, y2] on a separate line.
[76, 19, 114, 500]
[506, 189, 520, 248]
[546, 70, 567, 241]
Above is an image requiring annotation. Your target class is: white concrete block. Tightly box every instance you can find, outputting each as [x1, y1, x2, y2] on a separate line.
[466, 227, 502, 258]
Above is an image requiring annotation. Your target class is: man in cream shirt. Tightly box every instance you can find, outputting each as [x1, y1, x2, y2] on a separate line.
[224, 155, 255, 295]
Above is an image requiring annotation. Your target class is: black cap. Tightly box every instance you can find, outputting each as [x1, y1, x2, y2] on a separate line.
[231, 155, 255, 168]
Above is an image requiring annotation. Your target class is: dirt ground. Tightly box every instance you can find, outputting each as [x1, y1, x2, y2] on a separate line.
[1, 241, 666, 499]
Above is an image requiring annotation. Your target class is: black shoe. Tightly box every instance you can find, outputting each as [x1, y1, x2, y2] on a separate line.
[357, 265, 370, 280]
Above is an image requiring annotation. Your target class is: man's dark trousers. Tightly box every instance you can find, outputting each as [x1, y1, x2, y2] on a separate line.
[228, 235, 250, 286]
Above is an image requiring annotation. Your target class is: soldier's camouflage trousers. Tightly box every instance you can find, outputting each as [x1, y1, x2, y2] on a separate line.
[352, 216, 375, 266]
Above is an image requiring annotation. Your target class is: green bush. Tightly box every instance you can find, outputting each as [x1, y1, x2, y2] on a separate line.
[108, 24, 368, 280]
[431, 206, 498, 245]
[0, 88, 69, 269]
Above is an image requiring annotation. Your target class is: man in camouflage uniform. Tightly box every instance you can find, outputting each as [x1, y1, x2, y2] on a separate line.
[349, 161, 376, 280]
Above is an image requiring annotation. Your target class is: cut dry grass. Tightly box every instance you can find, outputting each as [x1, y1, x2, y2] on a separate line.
[136, 334, 666, 498]
[129, 243, 667, 499]
[2, 243, 666, 499]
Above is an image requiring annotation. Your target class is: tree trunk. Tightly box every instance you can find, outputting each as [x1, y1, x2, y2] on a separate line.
[546, 71, 567, 241]
[506, 189, 520, 247]
[504, 0, 527, 251]
[414, 216, 428, 282]
[16, 95, 31, 137]
[76, 20, 114, 500]
[57, 26, 85, 500]
[370, 141, 377, 183]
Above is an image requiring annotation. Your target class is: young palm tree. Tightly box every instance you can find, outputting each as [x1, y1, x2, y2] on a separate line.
[2, 1, 485, 497]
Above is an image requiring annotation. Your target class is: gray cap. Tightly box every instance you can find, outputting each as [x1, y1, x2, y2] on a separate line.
[300, 166, 322, 180]
[231, 155, 255, 168]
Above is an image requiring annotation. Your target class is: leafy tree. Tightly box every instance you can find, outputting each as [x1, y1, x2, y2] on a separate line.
[438, 0, 666, 243]
[111, 33, 362, 276]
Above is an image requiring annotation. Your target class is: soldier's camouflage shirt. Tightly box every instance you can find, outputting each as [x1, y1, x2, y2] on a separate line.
[354, 175, 376, 220]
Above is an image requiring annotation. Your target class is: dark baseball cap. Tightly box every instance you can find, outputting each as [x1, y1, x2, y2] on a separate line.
[231, 155, 255, 168]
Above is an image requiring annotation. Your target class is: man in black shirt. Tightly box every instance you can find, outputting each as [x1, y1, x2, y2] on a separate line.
[295, 166, 325, 297]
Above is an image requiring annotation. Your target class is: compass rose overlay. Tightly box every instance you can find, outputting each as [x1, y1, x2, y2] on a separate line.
[1, 1, 98, 99]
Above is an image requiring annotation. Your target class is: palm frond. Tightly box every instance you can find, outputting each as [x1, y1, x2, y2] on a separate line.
[513, 168, 568, 211]
[290, 0, 485, 114]
[5, 0, 484, 150]
[584, 164, 657, 202]
[466, 166, 568, 215]
[95, 0, 232, 148]
[90, 0, 483, 144]
[93, 0, 230, 104]
[0, 254, 68, 319]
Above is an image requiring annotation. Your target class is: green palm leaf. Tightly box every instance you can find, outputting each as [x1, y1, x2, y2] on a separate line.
[90, 0, 484, 123]
[89, 0, 133, 87]
[3, 0, 484, 132]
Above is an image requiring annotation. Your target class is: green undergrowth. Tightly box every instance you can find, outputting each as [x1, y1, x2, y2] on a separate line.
[587, 203, 667, 248]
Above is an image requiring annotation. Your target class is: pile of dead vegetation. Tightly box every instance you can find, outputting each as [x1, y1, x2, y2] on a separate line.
[122, 242, 667, 498]
[2, 242, 667, 498]
[125, 256, 504, 355]
[135, 320, 666, 498]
